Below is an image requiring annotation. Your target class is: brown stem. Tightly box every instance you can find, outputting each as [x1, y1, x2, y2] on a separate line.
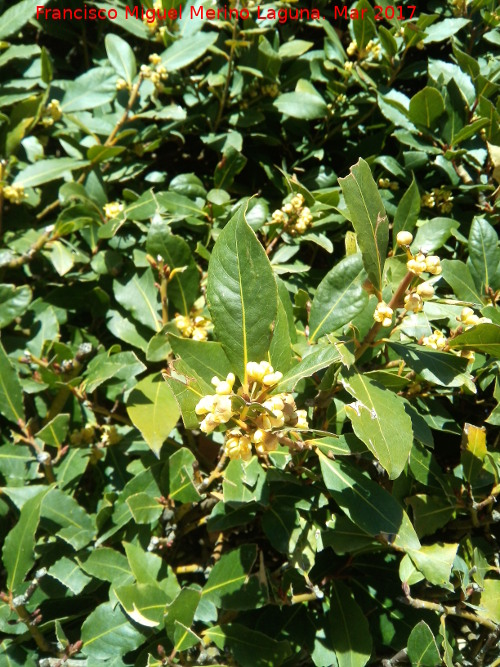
[5, 229, 54, 269]
[403, 593, 497, 631]
[13, 602, 53, 654]
[197, 452, 227, 493]
[355, 270, 414, 362]
[0, 160, 5, 240]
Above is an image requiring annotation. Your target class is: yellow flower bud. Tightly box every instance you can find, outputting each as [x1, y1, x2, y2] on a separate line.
[396, 231, 414, 246]
[416, 282, 434, 299]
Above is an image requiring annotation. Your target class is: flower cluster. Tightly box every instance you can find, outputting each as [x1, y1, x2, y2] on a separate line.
[41, 99, 62, 127]
[346, 39, 381, 61]
[174, 311, 211, 341]
[421, 188, 454, 214]
[103, 201, 124, 219]
[2, 184, 26, 204]
[378, 178, 399, 191]
[422, 330, 447, 350]
[404, 282, 435, 313]
[457, 307, 491, 329]
[143, 0, 166, 39]
[194, 361, 309, 461]
[140, 54, 168, 91]
[398, 230, 442, 277]
[261, 83, 279, 98]
[373, 301, 393, 327]
[271, 193, 313, 235]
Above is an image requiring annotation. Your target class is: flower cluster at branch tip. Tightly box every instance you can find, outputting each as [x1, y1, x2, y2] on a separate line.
[457, 307, 491, 329]
[421, 188, 454, 213]
[271, 193, 313, 235]
[103, 201, 124, 219]
[40, 99, 62, 127]
[143, 0, 167, 39]
[194, 361, 310, 461]
[406, 250, 442, 277]
[346, 39, 381, 62]
[378, 178, 399, 191]
[373, 301, 393, 327]
[422, 330, 447, 350]
[141, 54, 168, 90]
[174, 311, 211, 341]
[2, 184, 26, 204]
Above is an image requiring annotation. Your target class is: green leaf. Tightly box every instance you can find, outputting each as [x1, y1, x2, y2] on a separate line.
[83, 351, 146, 393]
[269, 297, 294, 372]
[0, 341, 25, 425]
[161, 32, 218, 71]
[165, 587, 201, 650]
[341, 371, 413, 479]
[274, 81, 327, 120]
[0, 0, 50, 39]
[126, 492, 162, 524]
[393, 176, 421, 240]
[205, 624, 291, 667]
[42, 489, 95, 550]
[388, 342, 472, 388]
[452, 117, 490, 146]
[105, 34, 136, 87]
[318, 455, 421, 552]
[460, 423, 487, 484]
[409, 543, 458, 588]
[81, 601, 146, 660]
[441, 259, 483, 305]
[168, 447, 202, 503]
[448, 323, 500, 359]
[339, 158, 388, 294]
[206, 205, 278, 381]
[407, 621, 441, 667]
[3, 487, 51, 594]
[274, 345, 341, 393]
[409, 87, 445, 129]
[328, 582, 372, 667]
[477, 579, 500, 624]
[353, 0, 376, 50]
[468, 217, 500, 293]
[114, 583, 168, 627]
[406, 495, 455, 538]
[127, 374, 180, 456]
[79, 548, 134, 586]
[146, 222, 199, 315]
[309, 254, 368, 342]
[0, 284, 32, 328]
[47, 557, 92, 595]
[13, 158, 88, 188]
[114, 270, 161, 332]
[35, 414, 69, 448]
[202, 544, 258, 606]
[223, 457, 269, 506]
[262, 503, 299, 553]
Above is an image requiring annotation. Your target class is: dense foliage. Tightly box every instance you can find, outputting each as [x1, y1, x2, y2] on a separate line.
[0, 0, 499, 665]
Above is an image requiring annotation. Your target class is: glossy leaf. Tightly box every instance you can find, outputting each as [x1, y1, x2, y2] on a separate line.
[274, 345, 341, 393]
[468, 217, 500, 293]
[13, 158, 88, 188]
[388, 342, 472, 388]
[168, 447, 202, 503]
[339, 159, 388, 294]
[113, 270, 161, 332]
[205, 624, 291, 667]
[114, 583, 168, 627]
[0, 284, 32, 328]
[127, 374, 180, 455]
[448, 323, 500, 359]
[393, 175, 420, 240]
[105, 34, 136, 87]
[3, 487, 51, 593]
[407, 621, 441, 667]
[328, 581, 372, 667]
[81, 601, 146, 660]
[207, 205, 277, 381]
[341, 371, 413, 479]
[409, 87, 445, 128]
[0, 342, 25, 425]
[318, 454, 421, 552]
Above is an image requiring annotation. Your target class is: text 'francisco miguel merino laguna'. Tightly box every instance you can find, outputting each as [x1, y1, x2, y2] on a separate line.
[36, 4, 329, 23]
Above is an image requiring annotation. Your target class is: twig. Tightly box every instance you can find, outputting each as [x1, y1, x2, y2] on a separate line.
[355, 270, 414, 361]
[403, 592, 497, 631]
